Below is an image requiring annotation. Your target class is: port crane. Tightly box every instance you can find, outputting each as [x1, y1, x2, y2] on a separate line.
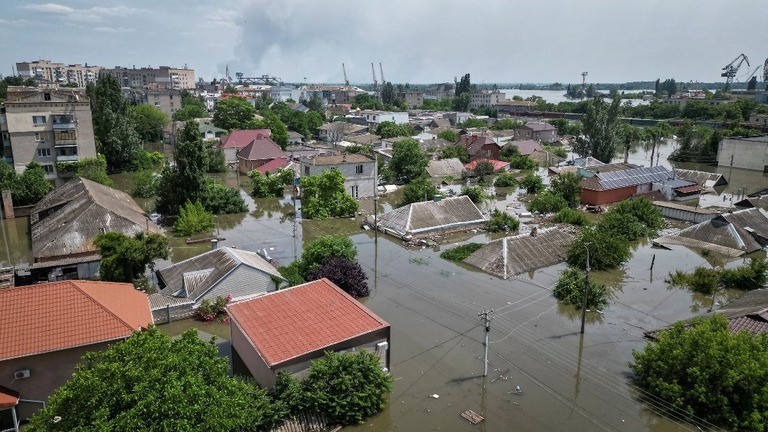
[581, 71, 588, 87]
[764, 58, 768, 90]
[721, 53, 750, 89]
[342, 63, 349, 86]
[379, 63, 385, 84]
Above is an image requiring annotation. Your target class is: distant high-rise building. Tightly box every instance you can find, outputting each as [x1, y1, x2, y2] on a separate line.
[16, 60, 102, 88]
[100, 65, 195, 90]
[0, 87, 97, 186]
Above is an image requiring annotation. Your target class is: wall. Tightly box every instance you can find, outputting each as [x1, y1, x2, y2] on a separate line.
[580, 186, 637, 205]
[302, 161, 376, 198]
[0, 341, 114, 420]
[717, 137, 768, 172]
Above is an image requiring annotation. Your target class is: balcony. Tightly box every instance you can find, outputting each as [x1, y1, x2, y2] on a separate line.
[56, 155, 79, 162]
[52, 115, 77, 130]
[54, 138, 77, 146]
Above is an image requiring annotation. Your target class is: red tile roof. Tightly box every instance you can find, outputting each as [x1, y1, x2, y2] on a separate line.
[0, 281, 152, 361]
[675, 185, 703, 194]
[227, 278, 389, 367]
[237, 136, 286, 161]
[457, 135, 497, 156]
[0, 386, 19, 408]
[256, 158, 289, 174]
[465, 159, 510, 171]
[220, 129, 272, 149]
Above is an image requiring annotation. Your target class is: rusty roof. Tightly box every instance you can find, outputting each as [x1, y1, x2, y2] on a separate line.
[653, 208, 768, 257]
[376, 196, 486, 237]
[457, 135, 497, 156]
[464, 226, 579, 278]
[227, 278, 389, 367]
[31, 178, 162, 260]
[674, 169, 727, 188]
[156, 247, 284, 305]
[0, 280, 151, 361]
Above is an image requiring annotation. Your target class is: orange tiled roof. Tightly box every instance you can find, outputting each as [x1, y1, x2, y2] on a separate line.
[0, 386, 19, 408]
[227, 278, 389, 367]
[0, 281, 152, 361]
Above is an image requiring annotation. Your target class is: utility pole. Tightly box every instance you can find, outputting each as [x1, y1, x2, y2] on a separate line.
[479, 310, 493, 376]
[580, 245, 590, 334]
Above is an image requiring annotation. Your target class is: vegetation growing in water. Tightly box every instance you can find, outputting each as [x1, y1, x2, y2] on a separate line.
[440, 243, 483, 262]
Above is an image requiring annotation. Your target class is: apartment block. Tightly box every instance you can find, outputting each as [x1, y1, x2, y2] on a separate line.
[0, 87, 97, 186]
[100, 65, 195, 90]
[469, 90, 506, 109]
[16, 60, 101, 88]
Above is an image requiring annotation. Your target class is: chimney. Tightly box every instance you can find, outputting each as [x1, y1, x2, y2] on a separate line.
[530, 227, 538, 237]
[211, 239, 218, 250]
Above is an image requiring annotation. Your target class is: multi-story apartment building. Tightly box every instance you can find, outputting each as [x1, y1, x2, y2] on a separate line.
[469, 90, 506, 110]
[100, 65, 195, 90]
[396, 91, 424, 108]
[145, 89, 182, 119]
[0, 87, 97, 186]
[16, 60, 101, 88]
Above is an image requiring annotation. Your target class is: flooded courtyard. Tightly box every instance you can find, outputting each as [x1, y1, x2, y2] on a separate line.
[3, 136, 766, 431]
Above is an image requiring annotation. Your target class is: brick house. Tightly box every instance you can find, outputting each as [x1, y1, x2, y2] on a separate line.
[457, 135, 500, 160]
[514, 122, 558, 142]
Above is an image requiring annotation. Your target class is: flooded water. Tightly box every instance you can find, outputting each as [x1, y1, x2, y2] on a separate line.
[6, 145, 767, 431]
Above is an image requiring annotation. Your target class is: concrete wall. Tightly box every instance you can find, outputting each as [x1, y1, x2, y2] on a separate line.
[151, 303, 195, 324]
[717, 137, 768, 172]
[0, 341, 114, 420]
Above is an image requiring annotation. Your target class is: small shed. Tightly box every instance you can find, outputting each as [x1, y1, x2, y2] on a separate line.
[374, 196, 486, 239]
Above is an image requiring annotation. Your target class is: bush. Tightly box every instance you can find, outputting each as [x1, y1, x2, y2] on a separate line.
[278, 261, 305, 287]
[174, 200, 215, 236]
[308, 256, 370, 297]
[553, 267, 608, 310]
[519, 173, 544, 194]
[400, 176, 439, 206]
[552, 208, 591, 226]
[132, 170, 160, 198]
[300, 236, 357, 276]
[201, 181, 248, 214]
[720, 257, 768, 290]
[549, 172, 582, 208]
[528, 191, 569, 214]
[601, 197, 663, 239]
[196, 294, 232, 322]
[544, 145, 568, 158]
[508, 155, 539, 171]
[473, 161, 495, 179]
[136, 150, 164, 170]
[249, 170, 285, 198]
[494, 172, 517, 188]
[667, 268, 720, 294]
[460, 186, 485, 204]
[440, 243, 483, 262]
[486, 209, 519, 233]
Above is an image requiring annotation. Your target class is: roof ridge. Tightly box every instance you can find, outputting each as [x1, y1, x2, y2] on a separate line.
[72, 280, 138, 333]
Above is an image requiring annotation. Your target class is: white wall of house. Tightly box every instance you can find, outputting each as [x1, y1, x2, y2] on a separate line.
[300, 160, 376, 198]
[362, 111, 409, 125]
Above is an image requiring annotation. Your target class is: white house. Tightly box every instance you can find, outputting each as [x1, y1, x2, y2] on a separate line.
[360, 110, 409, 125]
[300, 153, 376, 198]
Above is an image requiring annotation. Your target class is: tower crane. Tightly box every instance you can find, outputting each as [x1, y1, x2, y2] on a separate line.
[763, 58, 768, 90]
[581, 71, 588, 88]
[342, 63, 349, 86]
[371, 62, 378, 92]
[721, 53, 750, 89]
[379, 63, 385, 84]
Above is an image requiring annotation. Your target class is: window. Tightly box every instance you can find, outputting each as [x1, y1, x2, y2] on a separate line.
[42, 164, 54, 174]
[44, 93, 51, 101]
[32, 115, 46, 125]
[37, 148, 51, 157]
[304, 166, 310, 176]
[155, 102, 160, 107]
[356, 164, 363, 174]
[170, 102, 174, 108]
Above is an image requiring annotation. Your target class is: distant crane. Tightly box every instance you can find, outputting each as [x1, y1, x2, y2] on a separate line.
[379, 62, 385, 84]
[764, 58, 768, 90]
[721, 53, 750, 89]
[371, 62, 378, 92]
[581, 71, 588, 88]
[342, 63, 349, 86]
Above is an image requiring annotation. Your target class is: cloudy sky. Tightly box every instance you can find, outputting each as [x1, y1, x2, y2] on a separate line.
[2, 0, 767, 85]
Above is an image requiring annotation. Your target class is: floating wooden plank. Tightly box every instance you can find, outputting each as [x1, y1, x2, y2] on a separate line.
[461, 409, 484, 425]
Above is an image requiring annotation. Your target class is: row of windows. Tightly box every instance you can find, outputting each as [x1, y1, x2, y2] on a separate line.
[304, 165, 366, 176]
[37, 148, 78, 157]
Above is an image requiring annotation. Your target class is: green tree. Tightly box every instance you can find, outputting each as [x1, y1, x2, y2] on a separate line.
[566, 227, 631, 271]
[550, 172, 582, 208]
[490, 119, 523, 131]
[381, 81, 395, 105]
[473, 160, 495, 180]
[460, 186, 485, 204]
[520, 173, 544, 194]
[253, 112, 289, 150]
[199, 181, 248, 215]
[438, 145, 470, 163]
[131, 104, 169, 143]
[388, 139, 429, 183]
[29, 328, 283, 432]
[486, 209, 519, 233]
[173, 104, 208, 121]
[630, 315, 768, 431]
[376, 121, 413, 139]
[302, 350, 393, 425]
[94, 232, 169, 283]
[249, 170, 285, 198]
[299, 235, 357, 277]
[305, 92, 324, 113]
[307, 256, 370, 298]
[574, 95, 621, 163]
[0, 76, 36, 102]
[174, 200, 215, 236]
[400, 176, 439, 206]
[460, 118, 488, 129]
[132, 170, 160, 198]
[452, 92, 470, 112]
[456, 73, 471, 96]
[437, 129, 459, 143]
[553, 267, 608, 310]
[601, 197, 664, 240]
[87, 74, 142, 172]
[212, 96, 256, 130]
[10, 162, 53, 206]
[552, 208, 592, 226]
[494, 172, 517, 188]
[528, 191, 568, 214]
[300, 168, 359, 219]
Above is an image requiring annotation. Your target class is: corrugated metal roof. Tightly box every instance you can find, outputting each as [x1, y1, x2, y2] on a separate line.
[427, 159, 466, 177]
[376, 196, 486, 237]
[31, 178, 162, 260]
[582, 165, 673, 191]
[464, 226, 578, 278]
[523, 122, 556, 132]
[156, 247, 284, 302]
[653, 208, 768, 256]
[674, 169, 727, 187]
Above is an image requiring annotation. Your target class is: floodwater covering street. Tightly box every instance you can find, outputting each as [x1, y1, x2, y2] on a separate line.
[2, 135, 766, 431]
